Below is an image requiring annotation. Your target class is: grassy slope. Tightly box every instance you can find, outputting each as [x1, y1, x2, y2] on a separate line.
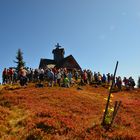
[0, 84, 140, 140]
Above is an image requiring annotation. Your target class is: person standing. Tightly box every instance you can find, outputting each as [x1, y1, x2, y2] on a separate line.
[2, 68, 7, 84]
[19, 67, 28, 86]
[57, 70, 62, 87]
[68, 71, 72, 85]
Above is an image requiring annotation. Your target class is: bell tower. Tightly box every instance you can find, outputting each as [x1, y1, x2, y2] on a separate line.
[52, 43, 65, 64]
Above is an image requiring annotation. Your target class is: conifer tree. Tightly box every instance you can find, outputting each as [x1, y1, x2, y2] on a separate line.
[14, 49, 25, 72]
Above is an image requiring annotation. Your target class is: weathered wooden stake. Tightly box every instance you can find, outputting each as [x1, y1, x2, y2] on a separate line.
[101, 61, 119, 126]
[110, 101, 122, 126]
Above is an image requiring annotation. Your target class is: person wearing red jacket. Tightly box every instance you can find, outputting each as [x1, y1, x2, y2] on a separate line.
[9, 68, 14, 84]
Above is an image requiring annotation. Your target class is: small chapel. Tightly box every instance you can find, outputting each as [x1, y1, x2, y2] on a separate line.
[39, 43, 81, 70]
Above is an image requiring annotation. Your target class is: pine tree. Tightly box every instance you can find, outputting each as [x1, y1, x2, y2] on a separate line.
[138, 77, 140, 88]
[14, 49, 25, 72]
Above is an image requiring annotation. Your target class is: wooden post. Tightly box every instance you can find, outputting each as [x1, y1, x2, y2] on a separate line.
[110, 101, 122, 126]
[102, 61, 119, 126]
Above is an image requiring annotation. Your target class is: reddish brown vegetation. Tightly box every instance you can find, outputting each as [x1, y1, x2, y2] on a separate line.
[0, 85, 140, 140]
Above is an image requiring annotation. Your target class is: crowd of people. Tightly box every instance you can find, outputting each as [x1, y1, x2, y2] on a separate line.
[2, 67, 136, 90]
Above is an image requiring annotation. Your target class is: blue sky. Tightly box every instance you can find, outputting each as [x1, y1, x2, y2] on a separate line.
[0, 0, 140, 83]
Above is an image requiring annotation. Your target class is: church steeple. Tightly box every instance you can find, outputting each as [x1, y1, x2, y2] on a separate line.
[52, 43, 65, 64]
